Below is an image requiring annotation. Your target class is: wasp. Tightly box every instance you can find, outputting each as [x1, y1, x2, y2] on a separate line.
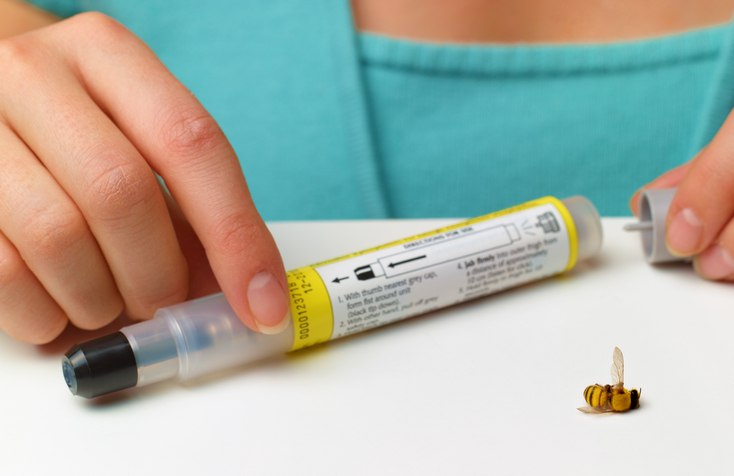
[578, 347, 641, 413]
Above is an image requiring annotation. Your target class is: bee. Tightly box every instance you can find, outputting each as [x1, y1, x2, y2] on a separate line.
[578, 347, 641, 413]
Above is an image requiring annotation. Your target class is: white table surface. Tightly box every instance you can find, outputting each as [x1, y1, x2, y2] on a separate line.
[1, 218, 732, 476]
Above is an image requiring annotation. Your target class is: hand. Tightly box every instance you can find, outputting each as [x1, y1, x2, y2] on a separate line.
[630, 138, 734, 280]
[0, 13, 290, 343]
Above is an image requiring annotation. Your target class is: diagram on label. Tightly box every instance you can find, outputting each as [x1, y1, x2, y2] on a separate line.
[521, 213, 561, 236]
[535, 212, 560, 233]
[351, 223, 521, 281]
[311, 201, 573, 343]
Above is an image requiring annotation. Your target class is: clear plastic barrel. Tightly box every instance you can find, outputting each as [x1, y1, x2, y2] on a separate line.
[123, 294, 294, 385]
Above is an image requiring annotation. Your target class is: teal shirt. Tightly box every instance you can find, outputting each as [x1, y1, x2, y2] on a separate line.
[26, 1, 734, 217]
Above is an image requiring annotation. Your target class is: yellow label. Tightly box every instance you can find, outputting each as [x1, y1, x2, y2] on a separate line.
[287, 267, 333, 351]
[288, 196, 580, 351]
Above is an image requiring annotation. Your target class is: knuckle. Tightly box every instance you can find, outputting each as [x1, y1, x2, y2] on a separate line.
[692, 158, 724, 184]
[209, 211, 266, 258]
[157, 105, 225, 164]
[0, 249, 26, 290]
[67, 12, 131, 43]
[0, 36, 49, 83]
[0, 37, 30, 65]
[23, 205, 88, 261]
[85, 157, 159, 223]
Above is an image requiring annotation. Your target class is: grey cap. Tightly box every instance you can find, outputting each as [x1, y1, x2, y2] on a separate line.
[624, 188, 688, 264]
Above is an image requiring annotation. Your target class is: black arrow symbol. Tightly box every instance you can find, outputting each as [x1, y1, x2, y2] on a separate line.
[388, 255, 427, 268]
[332, 276, 349, 283]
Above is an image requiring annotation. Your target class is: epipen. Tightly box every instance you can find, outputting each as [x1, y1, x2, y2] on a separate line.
[62, 196, 602, 398]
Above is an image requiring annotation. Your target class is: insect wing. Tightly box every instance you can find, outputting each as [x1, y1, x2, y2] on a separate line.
[577, 405, 614, 414]
[610, 347, 624, 386]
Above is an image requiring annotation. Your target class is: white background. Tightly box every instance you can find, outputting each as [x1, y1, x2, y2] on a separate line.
[1, 218, 732, 475]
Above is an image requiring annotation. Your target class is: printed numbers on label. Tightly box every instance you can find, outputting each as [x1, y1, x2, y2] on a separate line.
[288, 271, 312, 340]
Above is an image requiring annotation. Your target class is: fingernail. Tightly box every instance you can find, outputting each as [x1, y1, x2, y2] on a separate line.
[667, 208, 703, 255]
[694, 245, 734, 280]
[247, 271, 290, 334]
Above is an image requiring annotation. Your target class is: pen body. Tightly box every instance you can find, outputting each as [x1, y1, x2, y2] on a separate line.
[286, 196, 600, 353]
[63, 196, 601, 397]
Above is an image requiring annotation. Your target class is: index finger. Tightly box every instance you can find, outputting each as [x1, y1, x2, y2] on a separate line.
[57, 14, 290, 333]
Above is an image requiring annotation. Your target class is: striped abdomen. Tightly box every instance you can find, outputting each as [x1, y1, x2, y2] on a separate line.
[583, 385, 609, 408]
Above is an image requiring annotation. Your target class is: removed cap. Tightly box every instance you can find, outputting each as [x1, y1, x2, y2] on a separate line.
[624, 188, 688, 264]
